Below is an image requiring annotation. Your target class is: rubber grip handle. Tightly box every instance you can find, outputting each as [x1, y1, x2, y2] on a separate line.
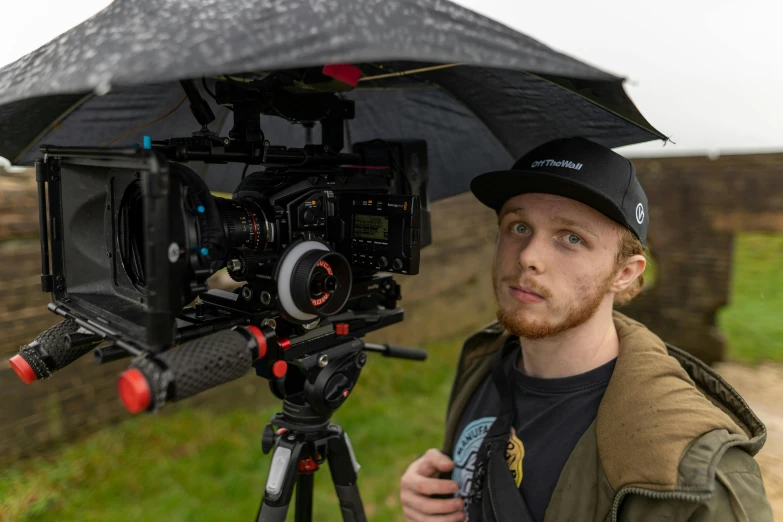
[125, 329, 255, 410]
[10, 320, 98, 382]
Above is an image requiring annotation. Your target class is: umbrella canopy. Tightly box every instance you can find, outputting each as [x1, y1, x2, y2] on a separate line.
[0, 0, 666, 201]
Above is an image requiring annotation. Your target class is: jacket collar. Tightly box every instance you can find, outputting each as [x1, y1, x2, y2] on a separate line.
[596, 312, 765, 492]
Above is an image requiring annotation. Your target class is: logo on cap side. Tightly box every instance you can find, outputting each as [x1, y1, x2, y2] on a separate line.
[530, 159, 583, 171]
[635, 203, 645, 224]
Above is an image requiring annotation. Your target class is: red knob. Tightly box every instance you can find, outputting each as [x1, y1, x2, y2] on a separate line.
[245, 325, 268, 359]
[118, 369, 152, 414]
[9, 355, 37, 384]
[335, 323, 350, 336]
[272, 360, 288, 378]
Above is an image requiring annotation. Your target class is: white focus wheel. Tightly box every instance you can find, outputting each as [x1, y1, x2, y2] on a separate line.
[276, 241, 330, 321]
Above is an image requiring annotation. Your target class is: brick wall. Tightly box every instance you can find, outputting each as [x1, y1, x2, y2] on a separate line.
[624, 154, 783, 364]
[0, 174, 60, 355]
[1, 152, 781, 465]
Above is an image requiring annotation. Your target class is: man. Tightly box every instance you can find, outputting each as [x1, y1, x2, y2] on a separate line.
[399, 137, 772, 522]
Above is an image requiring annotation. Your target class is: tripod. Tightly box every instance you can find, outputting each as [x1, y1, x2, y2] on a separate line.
[254, 334, 425, 522]
[256, 398, 365, 522]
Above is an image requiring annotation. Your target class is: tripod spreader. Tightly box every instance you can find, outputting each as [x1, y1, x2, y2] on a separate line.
[258, 419, 365, 522]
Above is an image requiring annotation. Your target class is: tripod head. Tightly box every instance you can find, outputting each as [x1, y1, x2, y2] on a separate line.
[256, 325, 426, 522]
[262, 326, 426, 436]
[268, 336, 367, 434]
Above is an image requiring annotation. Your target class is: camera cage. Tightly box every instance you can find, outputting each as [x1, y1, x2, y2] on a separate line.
[35, 68, 432, 358]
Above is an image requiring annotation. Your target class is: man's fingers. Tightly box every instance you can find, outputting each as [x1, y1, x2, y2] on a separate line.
[400, 491, 465, 518]
[407, 494, 463, 516]
[403, 506, 466, 522]
[402, 506, 424, 522]
[400, 450, 464, 522]
[404, 475, 460, 497]
[416, 449, 456, 476]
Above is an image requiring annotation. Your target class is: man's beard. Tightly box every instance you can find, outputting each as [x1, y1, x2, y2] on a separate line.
[493, 265, 616, 340]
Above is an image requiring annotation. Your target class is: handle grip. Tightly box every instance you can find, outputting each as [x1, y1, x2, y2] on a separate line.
[364, 343, 427, 361]
[118, 326, 268, 413]
[10, 320, 101, 383]
[383, 344, 427, 361]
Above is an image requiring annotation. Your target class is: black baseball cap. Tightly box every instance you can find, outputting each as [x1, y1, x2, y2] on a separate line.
[470, 136, 648, 246]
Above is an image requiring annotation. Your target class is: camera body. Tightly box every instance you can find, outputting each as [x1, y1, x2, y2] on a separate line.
[218, 139, 425, 307]
[40, 137, 429, 353]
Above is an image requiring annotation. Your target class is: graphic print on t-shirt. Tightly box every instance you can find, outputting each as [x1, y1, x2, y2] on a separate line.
[506, 427, 524, 486]
[452, 417, 526, 501]
[452, 417, 495, 498]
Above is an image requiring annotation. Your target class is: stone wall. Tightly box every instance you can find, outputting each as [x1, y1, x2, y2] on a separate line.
[625, 154, 783, 364]
[1, 152, 782, 465]
[0, 173, 60, 355]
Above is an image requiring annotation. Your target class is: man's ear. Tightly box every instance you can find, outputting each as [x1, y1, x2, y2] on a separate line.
[610, 254, 646, 293]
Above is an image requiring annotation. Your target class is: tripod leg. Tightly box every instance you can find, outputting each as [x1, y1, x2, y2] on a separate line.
[295, 473, 314, 522]
[327, 428, 367, 522]
[256, 435, 304, 522]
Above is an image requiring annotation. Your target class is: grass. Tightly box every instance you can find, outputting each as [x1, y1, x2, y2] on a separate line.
[719, 232, 783, 364]
[0, 333, 467, 522]
[1, 233, 780, 520]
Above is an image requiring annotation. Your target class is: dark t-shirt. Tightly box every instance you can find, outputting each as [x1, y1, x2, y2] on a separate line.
[451, 341, 616, 522]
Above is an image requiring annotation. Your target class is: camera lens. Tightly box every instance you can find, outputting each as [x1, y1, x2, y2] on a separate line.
[214, 198, 270, 251]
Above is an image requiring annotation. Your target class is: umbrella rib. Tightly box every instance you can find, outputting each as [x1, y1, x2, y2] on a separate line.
[359, 63, 464, 82]
[528, 73, 669, 142]
[13, 93, 94, 164]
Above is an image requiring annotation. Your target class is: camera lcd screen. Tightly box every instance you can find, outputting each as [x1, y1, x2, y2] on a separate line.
[353, 214, 389, 240]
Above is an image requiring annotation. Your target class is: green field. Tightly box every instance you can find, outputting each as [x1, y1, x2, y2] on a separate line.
[1, 233, 781, 521]
[718, 233, 783, 364]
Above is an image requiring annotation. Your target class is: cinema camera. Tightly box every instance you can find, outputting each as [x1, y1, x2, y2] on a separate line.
[9, 65, 433, 522]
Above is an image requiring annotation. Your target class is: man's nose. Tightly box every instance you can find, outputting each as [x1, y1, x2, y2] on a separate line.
[516, 233, 547, 274]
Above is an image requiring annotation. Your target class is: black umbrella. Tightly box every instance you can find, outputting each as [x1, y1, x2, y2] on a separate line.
[0, 0, 666, 201]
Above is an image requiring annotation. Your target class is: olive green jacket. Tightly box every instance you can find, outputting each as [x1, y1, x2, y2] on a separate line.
[441, 311, 773, 522]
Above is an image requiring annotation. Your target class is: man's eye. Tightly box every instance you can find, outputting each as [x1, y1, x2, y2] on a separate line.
[511, 223, 528, 234]
[565, 233, 582, 245]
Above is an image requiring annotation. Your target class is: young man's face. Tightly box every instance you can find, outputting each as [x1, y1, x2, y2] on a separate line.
[492, 192, 632, 340]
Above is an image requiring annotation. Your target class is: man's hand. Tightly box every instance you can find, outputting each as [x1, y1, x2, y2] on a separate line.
[400, 448, 465, 522]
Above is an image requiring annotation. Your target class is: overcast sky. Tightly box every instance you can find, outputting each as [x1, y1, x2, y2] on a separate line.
[1, 0, 781, 158]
